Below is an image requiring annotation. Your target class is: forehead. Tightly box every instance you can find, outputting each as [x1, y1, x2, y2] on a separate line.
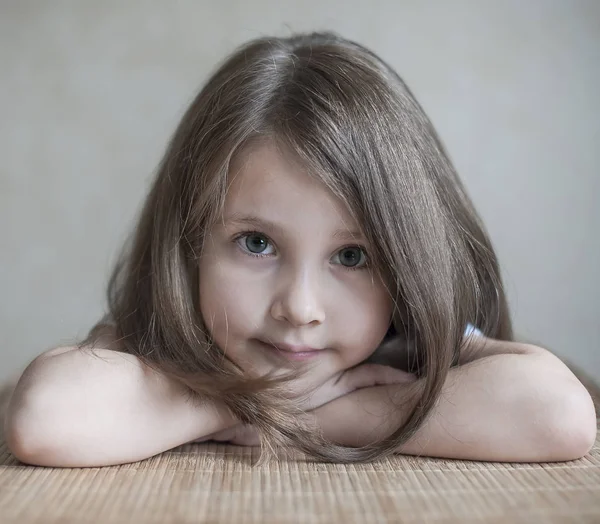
[222, 140, 363, 234]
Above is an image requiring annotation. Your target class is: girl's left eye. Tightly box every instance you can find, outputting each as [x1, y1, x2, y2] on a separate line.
[332, 246, 369, 270]
[233, 231, 369, 271]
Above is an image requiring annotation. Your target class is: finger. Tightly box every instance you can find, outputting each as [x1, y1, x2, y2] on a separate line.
[345, 363, 380, 389]
[379, 365, 417, 384]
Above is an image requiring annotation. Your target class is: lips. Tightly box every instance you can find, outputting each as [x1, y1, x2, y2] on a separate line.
[269, 341, 323, 353]
[256, 339, 325, 360]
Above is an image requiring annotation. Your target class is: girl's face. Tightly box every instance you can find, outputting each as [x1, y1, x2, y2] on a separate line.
[198, 140, 393, 385]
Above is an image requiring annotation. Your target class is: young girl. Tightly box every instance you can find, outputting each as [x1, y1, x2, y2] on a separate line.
[5, 30, 596, 468]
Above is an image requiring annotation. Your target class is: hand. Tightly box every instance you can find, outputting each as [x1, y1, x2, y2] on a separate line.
[299, 363, 416, 411]
[191, 364, 416, 447]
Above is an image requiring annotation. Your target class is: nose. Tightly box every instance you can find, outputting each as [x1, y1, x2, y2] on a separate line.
[270, 267, 326, 327]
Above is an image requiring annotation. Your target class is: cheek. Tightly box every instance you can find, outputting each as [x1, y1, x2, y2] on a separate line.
[338, 277, 393, 358]
[358, 296, 393, 344]
[198, 254, 262, 343]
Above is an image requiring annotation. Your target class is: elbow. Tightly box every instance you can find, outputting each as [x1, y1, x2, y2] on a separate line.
[5, 403, 94, 468]
[3, 366, 62, 466]
[4, 396, 59, 467]
[4, 369, 78, 467]
[542, 384, 597, 461]
[5, 426, 39, 466]
[5, 417, 37, 466]
[4, 382, 41, 466]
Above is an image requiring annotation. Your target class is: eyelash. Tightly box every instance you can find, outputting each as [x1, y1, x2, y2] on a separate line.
[232, 230, 370, 272]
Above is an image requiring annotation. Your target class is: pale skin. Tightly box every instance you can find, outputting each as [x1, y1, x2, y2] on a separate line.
[4, 140, 597, 467]
[200, 140, 596, 460]
[203, 335, 597, 463]
[197, 139, 397, 398]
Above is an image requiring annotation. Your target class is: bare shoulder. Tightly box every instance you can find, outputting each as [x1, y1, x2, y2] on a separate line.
[40, 346, 78, 359]
[39, 322, 124, 360]
[85, 321, 124, 351]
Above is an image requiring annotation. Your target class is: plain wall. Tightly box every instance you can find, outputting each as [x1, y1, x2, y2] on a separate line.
[1, 1, 599, 383]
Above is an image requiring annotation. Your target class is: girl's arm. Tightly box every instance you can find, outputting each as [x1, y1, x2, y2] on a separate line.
[4, 340, 237, 468]
[311, 337, 597, 462]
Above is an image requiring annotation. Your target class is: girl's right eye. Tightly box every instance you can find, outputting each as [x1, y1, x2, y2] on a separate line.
[234, 231, 275, 257]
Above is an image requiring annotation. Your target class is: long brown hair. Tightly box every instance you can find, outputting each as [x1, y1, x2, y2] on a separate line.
[79, 30, 512, 463]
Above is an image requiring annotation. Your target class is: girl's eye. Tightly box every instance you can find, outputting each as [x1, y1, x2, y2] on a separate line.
[233, 231, 369, 271]
[235, 232, 275, 256]
[333, 246, 369, 270]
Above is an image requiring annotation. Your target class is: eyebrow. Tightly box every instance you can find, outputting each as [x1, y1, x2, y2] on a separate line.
[222, 214, 366, 242]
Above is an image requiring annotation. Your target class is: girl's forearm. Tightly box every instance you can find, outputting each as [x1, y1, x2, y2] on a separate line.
[5, 347, 237, 467]
[311, 342, 597, 462]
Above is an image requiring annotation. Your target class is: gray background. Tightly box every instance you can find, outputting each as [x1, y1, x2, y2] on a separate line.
[1, 1, 599, 383]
